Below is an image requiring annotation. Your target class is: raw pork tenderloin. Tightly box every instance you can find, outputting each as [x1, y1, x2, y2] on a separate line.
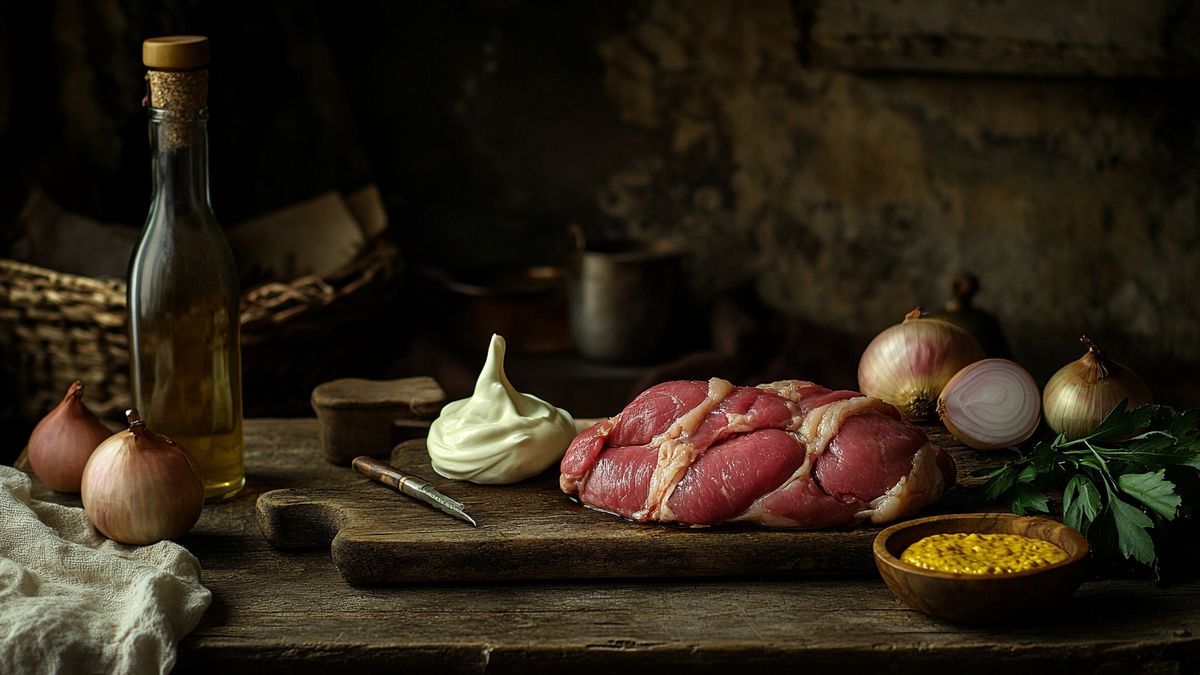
[560, 378, 956, 527]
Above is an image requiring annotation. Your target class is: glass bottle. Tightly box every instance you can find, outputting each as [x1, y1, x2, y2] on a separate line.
[128, 36, 244, 500]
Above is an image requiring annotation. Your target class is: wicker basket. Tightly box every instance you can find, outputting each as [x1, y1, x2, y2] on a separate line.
[0, 239, 400, 425]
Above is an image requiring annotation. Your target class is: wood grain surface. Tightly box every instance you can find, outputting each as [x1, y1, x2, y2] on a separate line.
[23, 419, 1200, 674]
[257, 424, 1005, 584]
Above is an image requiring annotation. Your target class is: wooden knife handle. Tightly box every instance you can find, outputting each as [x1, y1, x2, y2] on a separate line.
[352, 456, 430, 496]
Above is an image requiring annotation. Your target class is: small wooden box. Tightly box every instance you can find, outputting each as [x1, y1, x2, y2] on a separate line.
[311, 376, 446, 465]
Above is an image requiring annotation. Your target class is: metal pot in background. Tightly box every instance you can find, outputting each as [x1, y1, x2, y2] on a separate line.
[424, 265, 572, 355]
[568, 236, 684, 364]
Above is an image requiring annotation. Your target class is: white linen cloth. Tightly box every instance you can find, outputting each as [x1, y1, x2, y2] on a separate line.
[0, 465, 211, 674]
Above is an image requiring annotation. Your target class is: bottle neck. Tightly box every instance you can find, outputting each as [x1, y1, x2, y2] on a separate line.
[148, 107, 211, 214]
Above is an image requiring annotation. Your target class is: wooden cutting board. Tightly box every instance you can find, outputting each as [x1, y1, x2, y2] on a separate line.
[256, 426, 999, 585]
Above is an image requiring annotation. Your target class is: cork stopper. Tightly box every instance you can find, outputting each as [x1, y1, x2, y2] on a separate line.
[144, 36, 209, 111]
[143, 35, 209, 69]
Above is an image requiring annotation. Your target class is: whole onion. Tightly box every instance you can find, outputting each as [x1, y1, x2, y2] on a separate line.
[858, 308, 986, 419]
[1043, 336, 1152, 440]
[27, 381, 112, 493]
[81, 409, 205, 545]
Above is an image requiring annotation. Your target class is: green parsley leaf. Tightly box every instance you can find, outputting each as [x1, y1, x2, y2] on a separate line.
[980, 466, 1019, 502]
[1108, 497, 1156, 566]
[1076, 400, 1159, 443]
[1168, 409, 1200, 442]
[1108, 433, 1199, 470]
[1063, 474, 1101, 534]
[1017, 463, 1041, 483]
[1017, 441, 1055, 472]
[1010, 483, 1049, 515]
[1117, 470, 1181, 520]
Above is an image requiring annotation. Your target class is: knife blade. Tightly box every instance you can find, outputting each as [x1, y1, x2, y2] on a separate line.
[352, 456, 478, 527]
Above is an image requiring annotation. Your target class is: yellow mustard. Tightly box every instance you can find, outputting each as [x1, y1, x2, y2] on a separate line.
[900, 533, 1069, 575]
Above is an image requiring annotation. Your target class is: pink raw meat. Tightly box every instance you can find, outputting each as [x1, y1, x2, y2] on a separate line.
[560, 379, 956, 528]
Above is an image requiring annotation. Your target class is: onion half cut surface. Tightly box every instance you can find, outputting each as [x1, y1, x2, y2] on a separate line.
[937, 358, 1041, 450]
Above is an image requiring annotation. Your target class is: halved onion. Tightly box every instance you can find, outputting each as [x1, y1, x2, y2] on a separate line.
[936, 359, 1041, 450]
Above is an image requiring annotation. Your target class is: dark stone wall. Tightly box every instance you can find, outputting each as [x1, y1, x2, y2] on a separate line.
[578, 1, 1200, 403]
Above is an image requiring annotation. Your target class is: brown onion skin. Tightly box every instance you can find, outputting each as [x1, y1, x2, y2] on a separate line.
[81, 411, 204, 545]
[1043, 337, 1152, 440]
[27, 381, 112, 493]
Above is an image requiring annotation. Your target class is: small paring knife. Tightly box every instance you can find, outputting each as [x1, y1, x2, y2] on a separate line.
[352, 456, 478, 527]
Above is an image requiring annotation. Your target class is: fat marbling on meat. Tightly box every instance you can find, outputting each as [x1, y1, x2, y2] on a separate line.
[559, 378, 956, 527]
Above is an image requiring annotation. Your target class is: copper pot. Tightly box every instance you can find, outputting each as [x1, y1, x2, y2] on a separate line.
[426, 266, 571, 354]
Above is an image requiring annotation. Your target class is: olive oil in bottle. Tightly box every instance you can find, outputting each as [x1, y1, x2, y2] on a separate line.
[129, 36, 244, 500]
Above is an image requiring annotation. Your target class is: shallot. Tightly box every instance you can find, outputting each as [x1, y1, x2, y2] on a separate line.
[81, 409, 204, 545]
[27, 381, 112, 493]
[936, 359, 1041, 450]
[858, 308, 985, 419]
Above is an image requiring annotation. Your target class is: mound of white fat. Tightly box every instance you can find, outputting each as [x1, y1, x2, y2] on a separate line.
[427, 334, 577, 484]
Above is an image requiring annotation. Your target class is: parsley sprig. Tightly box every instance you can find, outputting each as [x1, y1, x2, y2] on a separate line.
[972, 402, 1200, 574]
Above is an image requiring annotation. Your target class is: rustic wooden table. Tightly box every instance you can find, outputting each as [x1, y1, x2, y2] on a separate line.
[33, 419, 1200, 674]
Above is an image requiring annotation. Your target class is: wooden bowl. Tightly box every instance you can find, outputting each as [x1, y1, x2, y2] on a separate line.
[874, 513, 1089, 624]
